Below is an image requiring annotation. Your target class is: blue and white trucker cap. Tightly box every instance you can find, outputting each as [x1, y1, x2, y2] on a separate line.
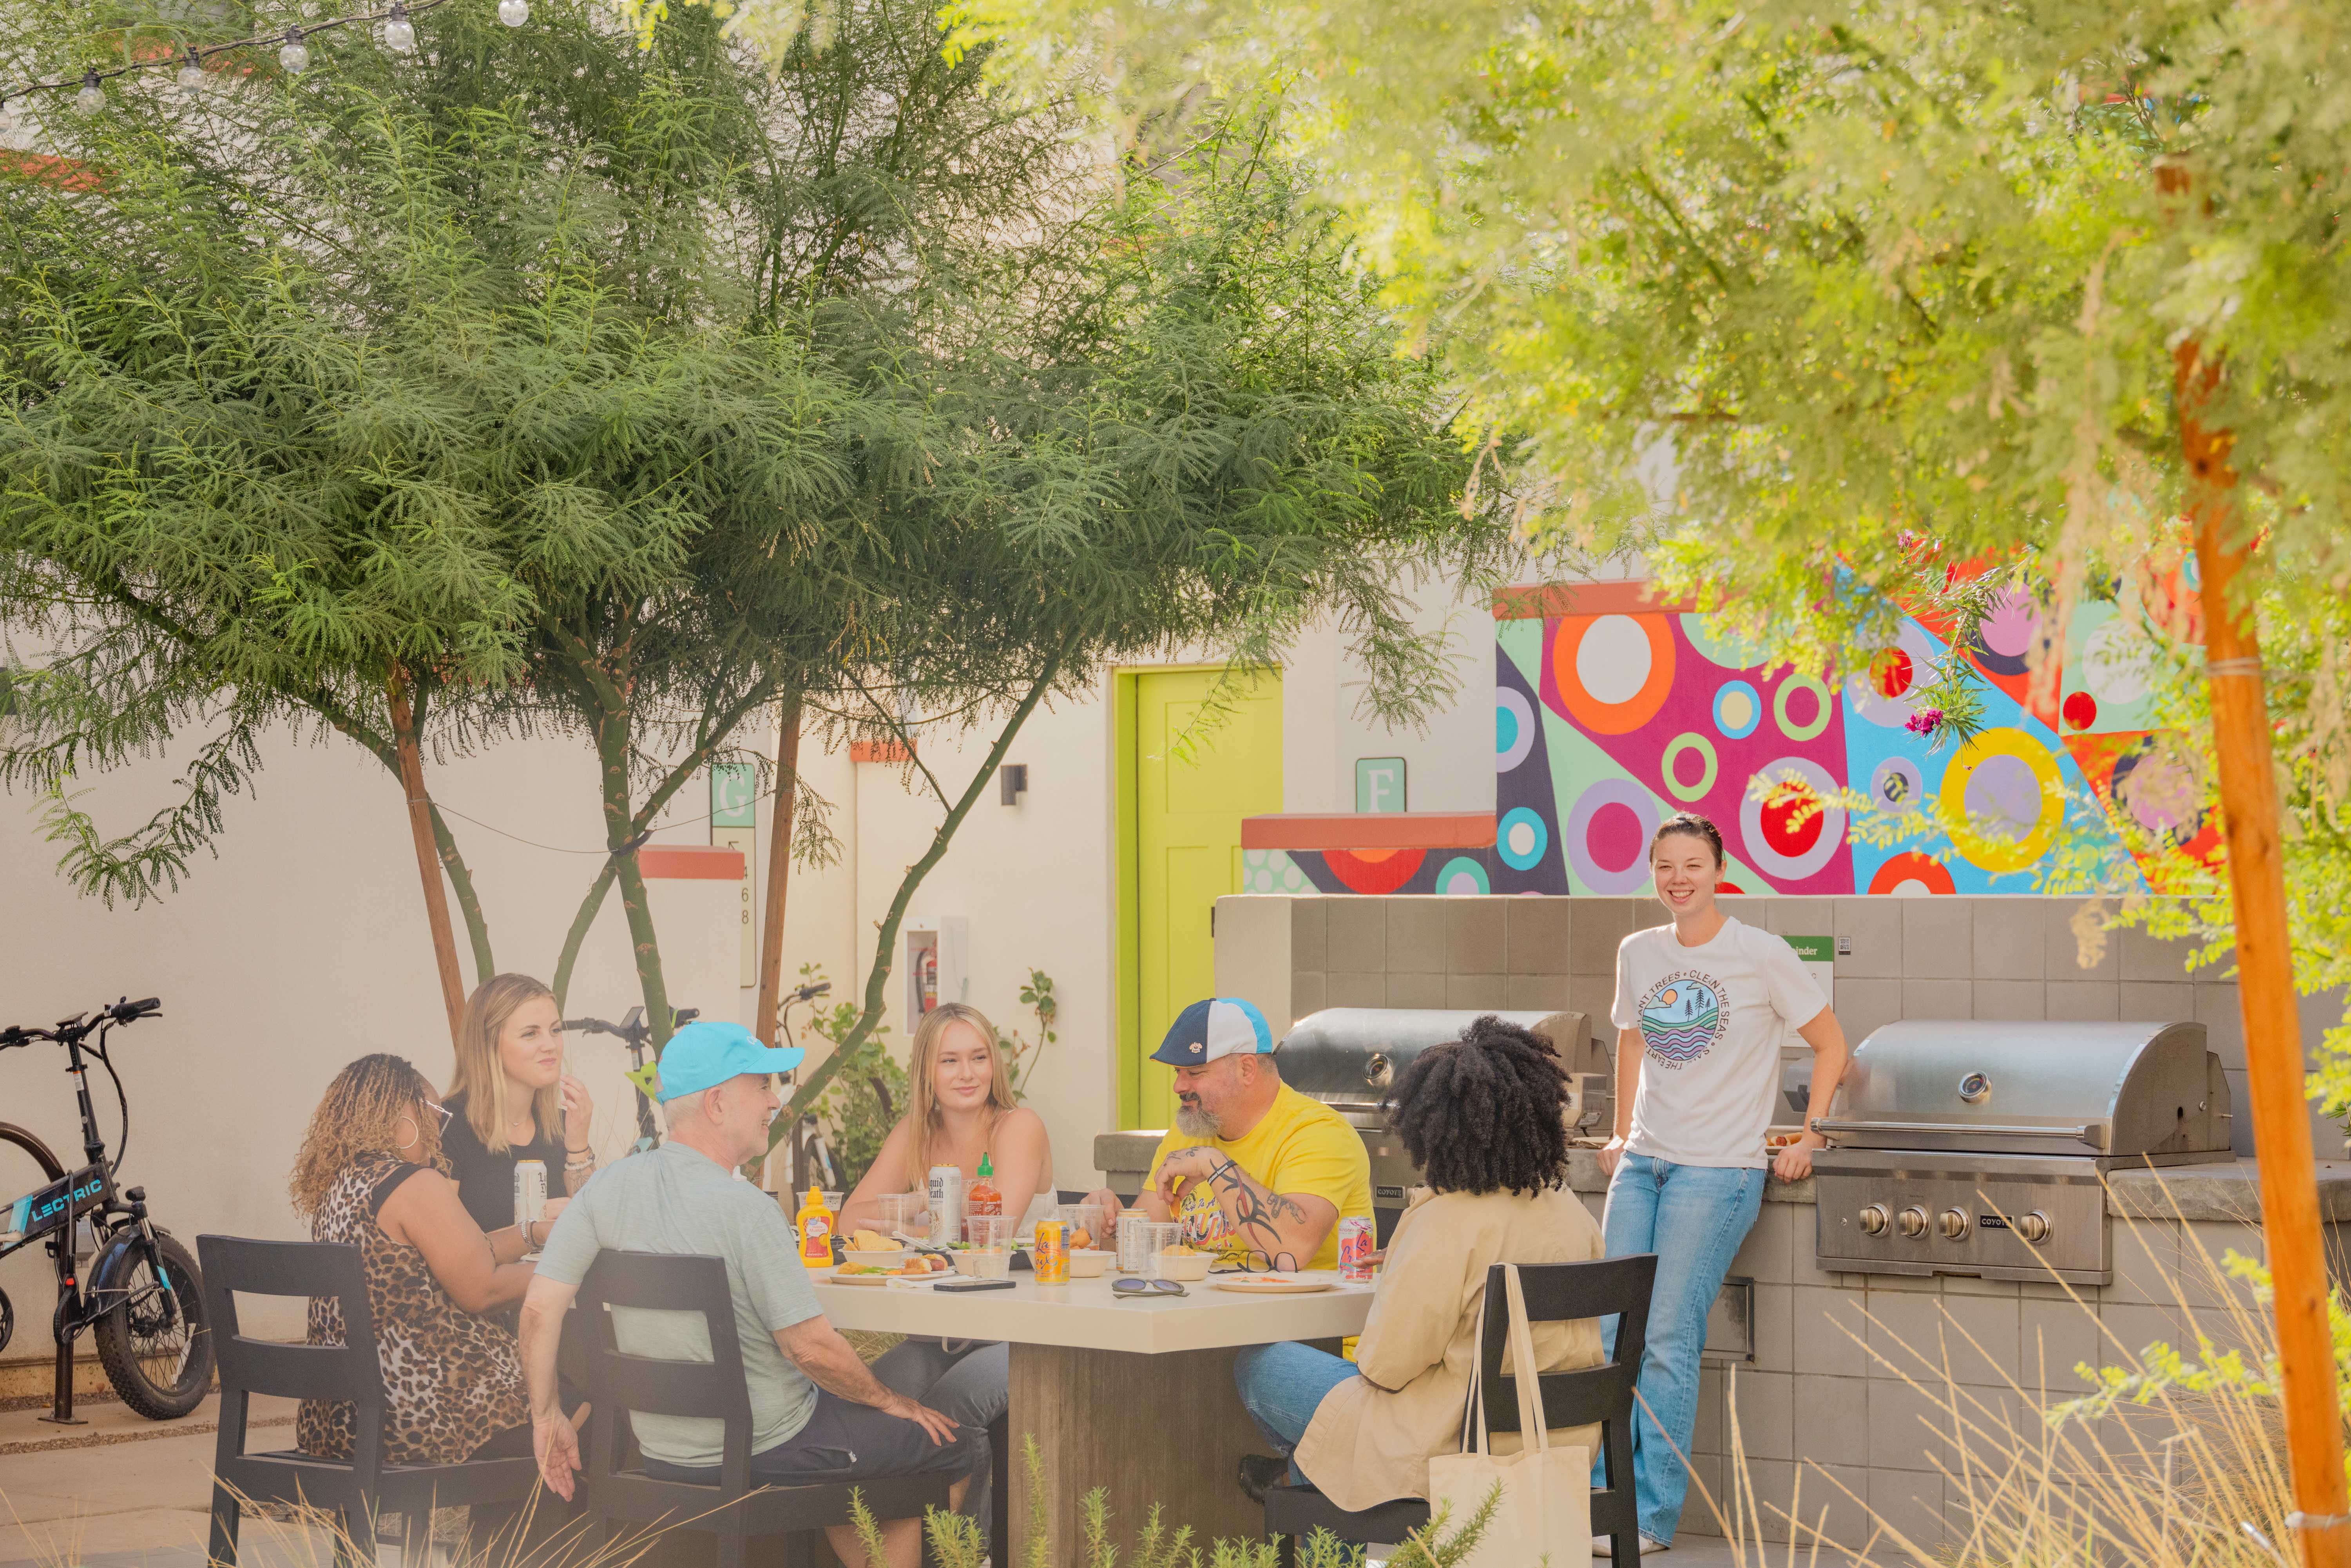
[1149, 997, 1275, 1066]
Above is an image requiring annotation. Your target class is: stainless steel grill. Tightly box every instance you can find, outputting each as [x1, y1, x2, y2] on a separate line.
[1811, 1020, 2233, 1285]
[1279, 1007, 1603, 1243]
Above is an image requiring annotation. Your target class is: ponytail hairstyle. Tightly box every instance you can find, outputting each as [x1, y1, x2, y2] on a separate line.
[1650, 811, 1726, 867]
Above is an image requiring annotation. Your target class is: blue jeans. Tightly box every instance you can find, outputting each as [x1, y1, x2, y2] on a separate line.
[1232, 1341, 1360, 1484]
[871, 1338, 1006, 1545]
[1600, 1152, 1765, 1544]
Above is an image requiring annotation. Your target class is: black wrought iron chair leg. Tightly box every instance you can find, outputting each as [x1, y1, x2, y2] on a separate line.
[330, 1508, 365, 1568]
[402, 1505, 435, 1568]
[205, 1481, 241, 1567]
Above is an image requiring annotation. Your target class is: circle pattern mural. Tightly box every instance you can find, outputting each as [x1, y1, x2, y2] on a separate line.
[1563, 782, 1657, 893]
[1868, 851, 1957, 896]
[1553, 614, 1675, 735]
[1661, 733, 1719, 803]
[1496, 686, 1536, 772]
[2061, 690, 2099, 731]
[1773, 674, 1832, 742]
[1737, 757, 1846, 883]
[1323, 847, 1427, 895]
[2109, 735, 2206, 850]
[1436, 856, 1491, 896]
[1679, 614, 1766, 670]
[1847, 624, 1940, 728]
[1869, 756, 1925, 816]
[1242, 849, 1312, 894]
[1712, 680, 1762, 741]
[1938, 729, 2063, 873]
[1497, 807, 1552, 873]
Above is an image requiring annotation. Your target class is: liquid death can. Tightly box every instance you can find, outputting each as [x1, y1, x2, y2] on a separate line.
[1033, 1219, 1069, 1284]
[1338, 1215, 1375, 1283]
[514, 1159, 548, 1237]
[927, 1165, 964, 1247]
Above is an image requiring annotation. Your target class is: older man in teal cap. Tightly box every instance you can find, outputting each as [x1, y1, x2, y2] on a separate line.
[518, 1021, 975, 1568]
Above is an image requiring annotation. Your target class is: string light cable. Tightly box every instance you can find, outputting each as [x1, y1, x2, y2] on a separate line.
[0, 0, 528, 127]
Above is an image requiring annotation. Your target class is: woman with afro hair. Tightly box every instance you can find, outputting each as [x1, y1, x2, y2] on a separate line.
[1228, 1014, 1607, 1514]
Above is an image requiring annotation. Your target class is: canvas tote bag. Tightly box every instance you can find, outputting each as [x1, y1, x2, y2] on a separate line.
[1427, 1263, 1592, 1566]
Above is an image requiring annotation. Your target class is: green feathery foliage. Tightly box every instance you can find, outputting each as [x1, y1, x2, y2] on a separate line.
[0, 0, 1509, 1065]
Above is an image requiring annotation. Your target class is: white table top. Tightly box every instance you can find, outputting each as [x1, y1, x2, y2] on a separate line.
[812, 1269, 1376, 1355]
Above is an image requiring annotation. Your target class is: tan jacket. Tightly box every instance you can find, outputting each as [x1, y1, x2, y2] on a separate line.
[1293, 1185, 1607, 1512]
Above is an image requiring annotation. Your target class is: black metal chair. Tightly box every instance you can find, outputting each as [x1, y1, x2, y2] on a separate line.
[1261, 1252, 1658, 1565]
[575, 1250, 953, 1568]
[199, 1235, 541, 1568]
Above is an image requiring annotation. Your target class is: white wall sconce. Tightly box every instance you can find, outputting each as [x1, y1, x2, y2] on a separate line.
[1000, 764, 1029, 805]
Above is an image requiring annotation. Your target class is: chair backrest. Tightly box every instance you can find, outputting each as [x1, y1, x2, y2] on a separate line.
[1474, 1254, 1657, 1434]
[576, 1251, 756, 1493]
[199, 1235, 387, 1476]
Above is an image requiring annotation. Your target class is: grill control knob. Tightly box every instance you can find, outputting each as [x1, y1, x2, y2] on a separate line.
[1938, 1208, 1970, 1240]
[1896, 1206, 1929, 1239]
[2016, 1211, 2052, 1244]
[1858, 1204, 1889, 1235]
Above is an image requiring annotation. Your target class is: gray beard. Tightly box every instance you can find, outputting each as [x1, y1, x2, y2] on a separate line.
[1174, 1105, 1222, 1139]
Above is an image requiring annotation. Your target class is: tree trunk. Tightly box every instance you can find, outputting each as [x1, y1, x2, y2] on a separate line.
[427, 802, 496, 984]
[755, 695, 804, 1046]
[2176, 339, 2350, 1568]
[596, 710, 676, 1054]
[388, 672, 467, 1045]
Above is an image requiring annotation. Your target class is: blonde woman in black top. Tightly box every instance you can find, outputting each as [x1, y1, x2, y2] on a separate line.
[441, 973, 597, 1253]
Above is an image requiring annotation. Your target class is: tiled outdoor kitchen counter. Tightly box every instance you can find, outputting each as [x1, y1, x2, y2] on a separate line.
[1097, 1132, 2351, 1547]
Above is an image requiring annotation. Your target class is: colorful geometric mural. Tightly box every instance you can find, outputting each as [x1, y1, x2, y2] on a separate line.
[1273, 578, 2216, 898]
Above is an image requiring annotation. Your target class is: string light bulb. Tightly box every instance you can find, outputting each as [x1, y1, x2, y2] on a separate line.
[177, 48, 206, 94]
[74, 70, 103, 114]
[380, 2, 416, 53]
[498, 0, 529, 24]
[278, 28, 310, 72]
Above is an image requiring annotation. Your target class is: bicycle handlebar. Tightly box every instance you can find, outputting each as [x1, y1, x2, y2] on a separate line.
[0, 995, 163, 1048]
[110, 997, 161, 1025]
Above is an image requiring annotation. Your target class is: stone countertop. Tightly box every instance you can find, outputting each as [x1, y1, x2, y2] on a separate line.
[1102, 1134, 2351, 1224]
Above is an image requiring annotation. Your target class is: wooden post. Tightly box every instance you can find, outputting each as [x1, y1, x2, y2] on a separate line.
[754, 694, 803, 1045]
[388, 671, 468, 1046]
[2177, 340, 2351, 1568]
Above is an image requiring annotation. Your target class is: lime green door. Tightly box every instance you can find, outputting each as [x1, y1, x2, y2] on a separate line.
[1128, 670, 1284, 1129]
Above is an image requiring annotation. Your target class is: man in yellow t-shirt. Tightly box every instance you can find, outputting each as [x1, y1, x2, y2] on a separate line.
[1083, 998, 1371, 1273]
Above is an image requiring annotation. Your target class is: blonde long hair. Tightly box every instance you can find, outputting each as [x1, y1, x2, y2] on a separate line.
[290, 1054, 443, 1219]
[447, 973, 563, 1155]
[903, 1002, 1016, 1182]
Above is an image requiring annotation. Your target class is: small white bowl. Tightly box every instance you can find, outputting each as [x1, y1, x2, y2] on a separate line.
[1154, 1250, 1211, 1282]
[842, 1247, 909, 1269]
[1067, 1249, 1114, 1278]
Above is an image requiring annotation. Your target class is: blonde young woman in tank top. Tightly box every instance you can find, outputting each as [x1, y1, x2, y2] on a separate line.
[835, 1003, 1050, 1555]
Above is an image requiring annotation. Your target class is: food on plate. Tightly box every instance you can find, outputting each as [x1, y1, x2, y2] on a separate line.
[1162, 1244, 1201, 1256]
[895, 1254, 952, 1276]
[835, 1263, 891, 1276]
[1067, 1227, 1094, 1250]
[848, 1228, 894, 1251]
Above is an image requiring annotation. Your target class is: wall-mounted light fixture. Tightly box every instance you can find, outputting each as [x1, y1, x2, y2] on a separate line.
[999, 763, 1029, 805]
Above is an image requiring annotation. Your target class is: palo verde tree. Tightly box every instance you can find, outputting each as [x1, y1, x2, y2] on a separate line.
[949, 0, 2351, 1554]
[0, 0, 1511, 1076]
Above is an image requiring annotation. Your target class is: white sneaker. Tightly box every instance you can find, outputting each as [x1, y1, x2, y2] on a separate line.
[1592, 1535, 1670, 1557]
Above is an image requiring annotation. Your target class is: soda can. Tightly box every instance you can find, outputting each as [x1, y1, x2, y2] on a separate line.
[1116, 1211, 1150, 1274]
[927, 1165, 964, 1247]
[1033, 1219, 1069, 1284]
[514, 1159, 548, 1234]
[1338, 1215, 1374, 1283]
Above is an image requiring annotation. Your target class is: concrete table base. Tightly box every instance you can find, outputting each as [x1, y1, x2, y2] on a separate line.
[1008, 1342, 1269, 1559]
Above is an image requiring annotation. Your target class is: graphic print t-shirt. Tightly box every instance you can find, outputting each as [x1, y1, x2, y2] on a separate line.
[1142, 1082, 1373, 1271]
[1612, 917, 1828, 1169]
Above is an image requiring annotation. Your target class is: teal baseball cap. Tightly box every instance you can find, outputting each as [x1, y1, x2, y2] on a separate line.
[653, 1020, 804, 1103]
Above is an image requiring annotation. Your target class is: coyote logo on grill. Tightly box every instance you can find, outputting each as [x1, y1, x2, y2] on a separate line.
[1637, 971, 1725, 1066]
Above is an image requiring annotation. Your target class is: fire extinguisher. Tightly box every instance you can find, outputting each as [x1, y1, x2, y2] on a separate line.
[916, 945, 939, 1014]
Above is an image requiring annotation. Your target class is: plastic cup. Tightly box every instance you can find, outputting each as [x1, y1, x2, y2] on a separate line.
[1139, 1222, 1182, 1279]
[876, 1191, 926, 1236]
[960, 1215, 1015, 1279]
[1058, 1201, 1106, 1252]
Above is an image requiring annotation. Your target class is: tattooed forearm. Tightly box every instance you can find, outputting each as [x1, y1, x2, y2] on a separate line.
[1203, 1155, 1310, 1257]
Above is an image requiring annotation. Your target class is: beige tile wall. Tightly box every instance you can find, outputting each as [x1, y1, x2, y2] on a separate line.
[1219, 894, 2347, 1160]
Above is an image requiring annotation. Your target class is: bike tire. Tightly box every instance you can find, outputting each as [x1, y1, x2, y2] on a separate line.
[92, 1229, 212, 1420]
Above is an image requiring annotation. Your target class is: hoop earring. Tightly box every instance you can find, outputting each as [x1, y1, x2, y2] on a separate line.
[393, 1115, 419, 1151]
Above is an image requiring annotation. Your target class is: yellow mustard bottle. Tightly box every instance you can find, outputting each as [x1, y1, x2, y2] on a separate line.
[797, 1187, 836, 1267]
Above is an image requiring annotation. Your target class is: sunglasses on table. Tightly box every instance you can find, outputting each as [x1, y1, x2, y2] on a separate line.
[1111, 1277, 1187, 1299]
[1209, 1251, 1302, 1276]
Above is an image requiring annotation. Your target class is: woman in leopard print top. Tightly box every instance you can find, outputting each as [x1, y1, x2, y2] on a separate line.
[290, 1054, 536, 1465]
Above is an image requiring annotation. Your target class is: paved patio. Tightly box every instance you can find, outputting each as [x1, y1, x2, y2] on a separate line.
[0, 1393, 1891, 1568]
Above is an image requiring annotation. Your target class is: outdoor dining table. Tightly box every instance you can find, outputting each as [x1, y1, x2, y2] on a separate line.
[810, 1268, 1376, 1557]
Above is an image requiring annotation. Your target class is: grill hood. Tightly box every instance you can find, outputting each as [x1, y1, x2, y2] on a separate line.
[1278, 1008, 1596, 1123]
[1816, 1019, 2230, 1161]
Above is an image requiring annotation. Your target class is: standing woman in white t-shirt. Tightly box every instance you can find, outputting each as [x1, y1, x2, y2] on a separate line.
[1596, 812, 1850, 1553]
